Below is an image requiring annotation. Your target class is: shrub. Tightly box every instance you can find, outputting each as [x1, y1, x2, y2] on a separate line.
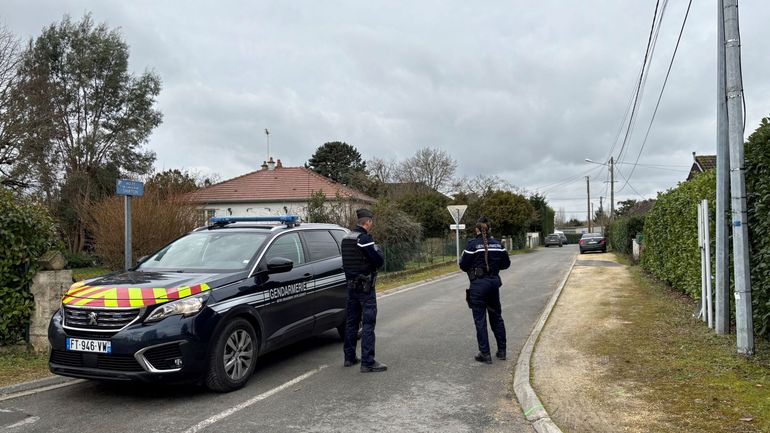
[64, 251, 98, 268]
[608, 216, 645, 256]
[87, 186, 202, 270]
[0, 189, 60, 345]
[369, 200, 423, 272]
[641, 170, 715, 299]
[745, 116, 770, 338]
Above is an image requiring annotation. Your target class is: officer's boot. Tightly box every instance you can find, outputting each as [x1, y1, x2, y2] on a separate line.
[495, 350, 506, 360]
[474, 352, 492, 364]
[360, 360, 388, 373]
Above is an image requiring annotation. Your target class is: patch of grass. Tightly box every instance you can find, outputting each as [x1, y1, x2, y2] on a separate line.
[71, 266, 110, 282]
[378, 262, 460, 292]
[0, 347, 51, 388]
[589, 255, 770, 432]
[377, 249, 530, 292]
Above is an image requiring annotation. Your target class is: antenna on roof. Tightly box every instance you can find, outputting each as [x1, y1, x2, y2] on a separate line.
[265, 128, 270, 161]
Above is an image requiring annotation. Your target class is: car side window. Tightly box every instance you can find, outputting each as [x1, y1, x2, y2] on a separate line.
[264, 233, 305, 265]
[303, 230, 340, 261]
[330, 229, 346, 246]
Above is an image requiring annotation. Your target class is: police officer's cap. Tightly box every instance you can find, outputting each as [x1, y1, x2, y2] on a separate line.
[356, 208, 374, 219]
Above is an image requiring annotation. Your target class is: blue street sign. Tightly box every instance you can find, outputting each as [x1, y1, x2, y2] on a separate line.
[116, 179, 144, 197]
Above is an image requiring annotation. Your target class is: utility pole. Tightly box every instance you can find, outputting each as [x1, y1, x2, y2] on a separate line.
[586, 176, 591, 233]
[715, 0, 731, 335]
[599, 196, 604, 231]
[609, 156, 615, 220]
[724, 0, 753, 355]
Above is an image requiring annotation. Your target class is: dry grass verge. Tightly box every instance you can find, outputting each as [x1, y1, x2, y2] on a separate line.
[534, 252, 770, 433]
[0, 346, 51, 388]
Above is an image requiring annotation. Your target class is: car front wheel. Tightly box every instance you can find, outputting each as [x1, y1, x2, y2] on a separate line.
[206, 318, 257, 392]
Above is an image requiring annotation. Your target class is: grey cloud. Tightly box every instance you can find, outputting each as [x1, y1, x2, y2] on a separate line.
[1, 0, 769, 214]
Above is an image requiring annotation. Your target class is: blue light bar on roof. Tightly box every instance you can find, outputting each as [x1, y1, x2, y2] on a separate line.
[210, 215, 300, 224]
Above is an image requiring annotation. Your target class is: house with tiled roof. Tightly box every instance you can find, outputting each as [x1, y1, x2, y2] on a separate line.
[687, 152, 716, 181]
[186, 157, 375, 223]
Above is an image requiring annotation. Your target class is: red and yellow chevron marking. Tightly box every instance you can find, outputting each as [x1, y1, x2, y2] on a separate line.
[62, 283, 210, 308]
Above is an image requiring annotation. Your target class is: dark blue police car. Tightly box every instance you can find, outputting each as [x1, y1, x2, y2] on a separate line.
[48, 216, 349, 392]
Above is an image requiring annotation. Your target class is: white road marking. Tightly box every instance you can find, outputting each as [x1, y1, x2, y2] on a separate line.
[182, 365, 328, 433]
[4, 416, 39, 429]
[0, 380, 85, 402]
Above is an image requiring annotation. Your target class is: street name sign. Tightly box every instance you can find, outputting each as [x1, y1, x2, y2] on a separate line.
[449, 224, 466, 230]
[116, 179, 145, 196]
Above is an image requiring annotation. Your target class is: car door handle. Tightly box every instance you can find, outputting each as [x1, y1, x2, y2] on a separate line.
[303, 273, 313, 280]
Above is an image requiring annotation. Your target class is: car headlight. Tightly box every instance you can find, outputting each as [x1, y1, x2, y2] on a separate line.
[145, 294, 208, 323]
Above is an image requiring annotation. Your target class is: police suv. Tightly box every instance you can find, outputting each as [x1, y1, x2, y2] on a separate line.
[48, 216, 348, 392]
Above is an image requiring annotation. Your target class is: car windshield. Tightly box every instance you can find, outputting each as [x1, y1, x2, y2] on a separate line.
[138, 231, 268, 272]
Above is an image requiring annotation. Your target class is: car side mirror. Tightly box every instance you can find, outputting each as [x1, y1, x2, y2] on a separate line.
[266, 257, 294, 274]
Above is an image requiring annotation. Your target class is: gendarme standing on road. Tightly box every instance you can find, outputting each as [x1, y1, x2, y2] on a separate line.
[341, 208, 387, 372]
[459, 216, 511, 364]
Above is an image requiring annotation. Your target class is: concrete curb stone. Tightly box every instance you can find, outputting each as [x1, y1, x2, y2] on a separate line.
[513, 254, 578, 433]
[0, 375, 73, 397]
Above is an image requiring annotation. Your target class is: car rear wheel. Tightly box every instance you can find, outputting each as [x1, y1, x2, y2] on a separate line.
[206, 318, 257, 392]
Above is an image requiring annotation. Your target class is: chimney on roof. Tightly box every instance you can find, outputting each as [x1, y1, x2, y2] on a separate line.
[276, 159, 283, 169]
[267, 156, 276, 171]
[261, 160, 268, 170]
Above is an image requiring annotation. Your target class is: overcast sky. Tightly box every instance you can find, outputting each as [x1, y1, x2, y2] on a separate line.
[3, 1, 769, 217]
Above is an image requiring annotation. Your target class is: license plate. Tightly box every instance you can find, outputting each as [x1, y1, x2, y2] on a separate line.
[66, 338, 111, 353]
[588, 240, 597, 244]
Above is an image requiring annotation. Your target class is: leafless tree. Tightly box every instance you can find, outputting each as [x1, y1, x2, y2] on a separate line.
[0, 24, 23, 188]
[367, 156, 397, 184]
[395, 147, 457, 193]
[451, 174, 518, 196]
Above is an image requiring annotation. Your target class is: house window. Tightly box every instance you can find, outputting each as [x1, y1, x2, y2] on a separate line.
[204, 209, 216, 224]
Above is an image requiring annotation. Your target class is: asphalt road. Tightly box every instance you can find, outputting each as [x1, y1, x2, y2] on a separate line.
[1, 245, 576, 433]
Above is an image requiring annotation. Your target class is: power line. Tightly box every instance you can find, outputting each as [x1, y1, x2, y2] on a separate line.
[618, 0, 693, 193]
[615, 0, 668, 165]
[615, 165, 647, 200]
[534, 165, 603, 195]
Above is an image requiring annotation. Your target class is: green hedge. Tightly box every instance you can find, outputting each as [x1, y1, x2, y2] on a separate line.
[0, 189, 60, 345]
[641, 171, 715, 299]
[564, 233, 582, 244]
[608, 216, 645, 256]
[641, 112, 770, 339]
[746, 116, 770, 337]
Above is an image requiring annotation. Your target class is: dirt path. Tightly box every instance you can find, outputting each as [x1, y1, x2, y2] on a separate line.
[532, 252, 664, 433]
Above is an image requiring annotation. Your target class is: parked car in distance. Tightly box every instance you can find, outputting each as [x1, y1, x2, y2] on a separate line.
[556, 232, 568, 244]
[544, 234, 563, 248]
[579, 233, 607, 254]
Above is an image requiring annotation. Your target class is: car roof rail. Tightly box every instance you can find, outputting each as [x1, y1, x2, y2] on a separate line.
[208, 215, 301, 229]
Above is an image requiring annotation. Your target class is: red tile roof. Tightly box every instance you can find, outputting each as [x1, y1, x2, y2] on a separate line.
[187, 166, 375, 204]
[687, 154, 717, 180]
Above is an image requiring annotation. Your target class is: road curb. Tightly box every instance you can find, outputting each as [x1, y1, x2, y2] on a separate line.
[0, 375, 74, 397]
[513, 254, 577, 433]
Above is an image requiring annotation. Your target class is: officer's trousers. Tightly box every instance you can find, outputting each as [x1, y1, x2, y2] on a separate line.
[343, 284, 377, 366]
[468, 276, 506, 355]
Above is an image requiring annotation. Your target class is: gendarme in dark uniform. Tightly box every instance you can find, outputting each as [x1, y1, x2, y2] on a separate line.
[341, 208, 387, 372]
[459, 216, 511, 364]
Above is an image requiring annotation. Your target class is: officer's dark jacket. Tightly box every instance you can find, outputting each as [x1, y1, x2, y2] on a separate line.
[459, 234, 511, 276]
[341, 226, 384, 279]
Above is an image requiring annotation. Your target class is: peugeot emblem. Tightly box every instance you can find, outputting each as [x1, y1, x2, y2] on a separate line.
[88, 311, 98, 326]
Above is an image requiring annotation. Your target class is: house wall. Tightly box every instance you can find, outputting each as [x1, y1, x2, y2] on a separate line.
[199, 200, 371, 224]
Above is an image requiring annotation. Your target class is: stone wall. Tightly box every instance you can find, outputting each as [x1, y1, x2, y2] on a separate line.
[29, 270, 72, 353]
